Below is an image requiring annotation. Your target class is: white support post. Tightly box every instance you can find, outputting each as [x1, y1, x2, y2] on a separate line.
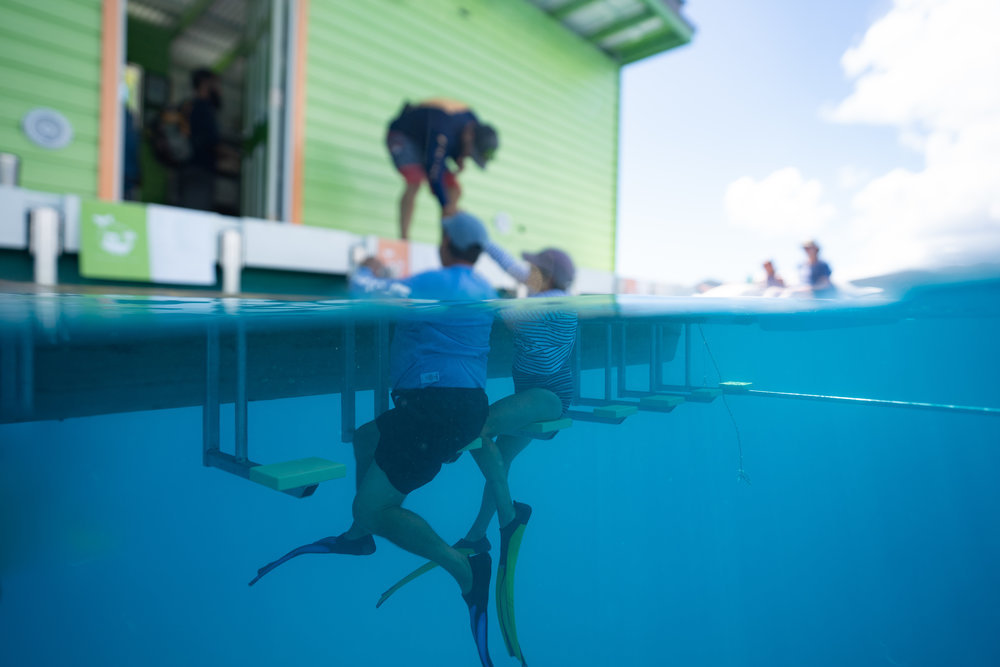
[0, 152, 20, 186]
[29, 207, 61, 286]
[220, 228, 244, 295]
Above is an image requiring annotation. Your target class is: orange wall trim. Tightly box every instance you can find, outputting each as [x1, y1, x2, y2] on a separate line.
[98, 0, 121, 200]
[290, 0, 309, 223]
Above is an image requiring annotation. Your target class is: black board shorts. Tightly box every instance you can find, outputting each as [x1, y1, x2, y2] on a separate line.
[374, 387, 489, 495]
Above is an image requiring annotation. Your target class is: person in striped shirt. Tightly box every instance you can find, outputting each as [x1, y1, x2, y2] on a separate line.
[462, 242, 578, 546]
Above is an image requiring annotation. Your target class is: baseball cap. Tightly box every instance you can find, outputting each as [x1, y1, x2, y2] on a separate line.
[802, 239, 820, 250]
[523, 248, 576, 289]
[442, 212, 489, 251]
[471, 124, 498, 168]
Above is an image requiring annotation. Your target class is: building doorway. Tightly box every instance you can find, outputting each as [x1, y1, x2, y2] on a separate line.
[122, 0, 294, 220]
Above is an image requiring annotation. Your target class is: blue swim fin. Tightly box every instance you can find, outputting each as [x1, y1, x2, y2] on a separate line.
[248, 533, 375, 586]
[463, 552, 495, 667]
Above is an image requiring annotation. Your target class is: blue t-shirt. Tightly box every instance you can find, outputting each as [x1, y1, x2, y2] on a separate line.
[389, 105, 477, 207]
[351, 265, 497, 389]
[804, 260, 832, 287]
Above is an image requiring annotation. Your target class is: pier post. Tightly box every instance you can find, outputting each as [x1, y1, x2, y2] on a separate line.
[29, 207, 60, 287]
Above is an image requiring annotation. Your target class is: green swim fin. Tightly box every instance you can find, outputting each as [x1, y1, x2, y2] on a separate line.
[376, 537, 491, 608]
[496, 501, 531, 666]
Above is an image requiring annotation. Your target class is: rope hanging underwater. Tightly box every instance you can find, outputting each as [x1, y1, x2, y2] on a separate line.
[697, 325, 751, 485]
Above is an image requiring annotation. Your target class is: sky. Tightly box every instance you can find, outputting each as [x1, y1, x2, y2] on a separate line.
[615, 0, 1000, 286]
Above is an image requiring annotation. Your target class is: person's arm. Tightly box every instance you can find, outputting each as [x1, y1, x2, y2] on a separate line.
[484, 241, 531, 284]
[349, 264, 412, 298]
[424, 124, 451, 209]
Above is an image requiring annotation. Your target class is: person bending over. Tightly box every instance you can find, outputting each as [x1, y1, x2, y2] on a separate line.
[386, 99, 498, 239]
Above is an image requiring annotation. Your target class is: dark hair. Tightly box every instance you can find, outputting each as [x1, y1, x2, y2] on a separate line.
[448, 241, 482, 265]
[191, 68, 216, 91]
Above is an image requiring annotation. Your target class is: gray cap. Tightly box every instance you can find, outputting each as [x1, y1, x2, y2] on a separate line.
[523, 248, 576, 289]
[442, 212, 489, 251]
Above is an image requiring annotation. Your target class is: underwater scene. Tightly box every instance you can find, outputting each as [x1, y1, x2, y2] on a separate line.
[1, 278, 999, 667]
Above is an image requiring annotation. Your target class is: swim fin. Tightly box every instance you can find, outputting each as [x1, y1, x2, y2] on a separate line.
[496, 501, 531, 666]
[463, 551, 495, 667]
[248, 533, 375, 586]
[375, 536, 491, 608]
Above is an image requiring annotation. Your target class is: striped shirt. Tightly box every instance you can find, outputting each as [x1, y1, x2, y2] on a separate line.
[487, 242, 578, 409]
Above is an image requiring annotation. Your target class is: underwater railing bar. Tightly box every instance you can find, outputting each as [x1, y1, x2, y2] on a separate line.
[618, 322, 628, 397]
[234, 321, 248, 463]
[565, 323, 622, 424]
[649, 323, 661, 390]
[203, 322, 220, 458]
[684, 323, 691, 387]
[738, 388, 1000, 417]
[604, 323, 614, 400]
[374, 322, 389, 416]
[341, 323, 356, 443]
[0, 327, 34, 418]
[572, 327, 583, 401]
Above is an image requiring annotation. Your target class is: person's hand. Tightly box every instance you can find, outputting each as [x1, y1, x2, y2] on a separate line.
[361, 256, 389, 278]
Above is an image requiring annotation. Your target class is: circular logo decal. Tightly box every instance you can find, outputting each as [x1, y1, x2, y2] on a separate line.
[22, 108, 74, 149]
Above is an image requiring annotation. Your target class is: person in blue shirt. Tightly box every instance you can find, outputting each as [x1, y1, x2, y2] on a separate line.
[250, 212, 499, 667]
[377, 242, 578, 666]
[386, 99, 498, 239]
[799, 239, 838, 298]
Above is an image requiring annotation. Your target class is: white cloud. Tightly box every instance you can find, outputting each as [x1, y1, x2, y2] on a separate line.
[827, 0, 1000, 277]
[830, 0, 1000, 132]
[837, 166, 872, 189]
[724, 167, 836, 236]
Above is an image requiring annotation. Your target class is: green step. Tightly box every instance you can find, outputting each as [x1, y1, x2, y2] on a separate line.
[458, 437, 484, 453]
[639, 395, 685, 412]
[688, 388, 722, 402]
[719, 381, 752, 394]
[593, 404, 638, 420]
[516, 417, 573, 435]
[249, 457, 347, 491]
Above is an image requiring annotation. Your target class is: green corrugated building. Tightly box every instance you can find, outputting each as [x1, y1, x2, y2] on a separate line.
[0, 0, 692, 291]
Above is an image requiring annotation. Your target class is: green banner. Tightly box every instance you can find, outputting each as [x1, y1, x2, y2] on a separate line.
[79, 200, 151, 281]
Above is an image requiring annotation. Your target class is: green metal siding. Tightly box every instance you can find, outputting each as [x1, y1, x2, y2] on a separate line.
[303, 0, 619, 272]
[0, 0, 103, 197]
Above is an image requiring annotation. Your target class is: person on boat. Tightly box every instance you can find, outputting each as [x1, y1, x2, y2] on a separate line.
[386, 99, 499, 239]
[763, 260, 785, 288]
[249, 212, 499, 667]
[799, 240, 837, 298]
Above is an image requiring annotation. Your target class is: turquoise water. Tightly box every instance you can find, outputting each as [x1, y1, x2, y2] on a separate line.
[1, 279, 999, 666]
